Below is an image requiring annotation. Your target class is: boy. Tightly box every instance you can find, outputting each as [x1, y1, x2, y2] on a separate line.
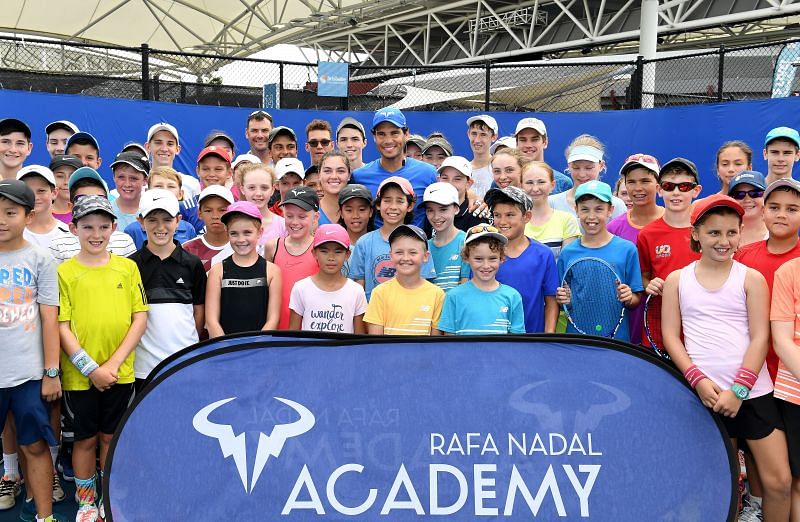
[110, 150, 150, 229]
[405, 135, 426, 160]
[466, 115, 498, 198]
[44, 120, 78, 158]
[364, 224, 445, 335]
[182, 185, 235, 272]
[305, 119, 334, 167]
[18, 165, 72, 251]
[64, 132, 101, 170]
[124, 166, 198, 249]
[439, 224, 525, 335]
[180, 146, 233, 233]
[269, 157, 305, 217]
[0, 118, 33, 180]
[422, 136, 453, 169]
[556, 180, 643, 342]
[49, 154, 82, 224]
[58, 195, 147, 521]
[434, 156, 488, 233]
[514, 118, 571, 194]
[129, 190, 205, 389]
[764, 126, 800, 185]
[145, 122, 201, 200]
[336, 117, 367, 171]
[268, 126, 299, 164]
[423, 182, 469, 292]
[0, 180, 63, 521]
[487, 186, 559, 333]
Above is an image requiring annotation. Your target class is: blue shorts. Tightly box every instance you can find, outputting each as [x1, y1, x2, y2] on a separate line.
[0, 379, 56, 446]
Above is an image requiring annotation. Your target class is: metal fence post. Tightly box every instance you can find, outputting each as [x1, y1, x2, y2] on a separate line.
[631, 56, 644, 109]
[717, 44, 725, 102]
[141, 43, 151, 101]
[485, 61, 491, 111]
[278, 62, 284, 109]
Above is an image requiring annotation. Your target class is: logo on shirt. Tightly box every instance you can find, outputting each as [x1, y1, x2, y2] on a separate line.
[420, 305, 431, 312]
[500, 306, 509, 313]
[654, 244, 671, 258]
[117, 282, 124, 289]
[176, 277, 185, 284]
[449, 254, 459, 261]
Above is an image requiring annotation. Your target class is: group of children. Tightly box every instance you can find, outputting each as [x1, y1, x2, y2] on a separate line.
[2, 108, 800, 521]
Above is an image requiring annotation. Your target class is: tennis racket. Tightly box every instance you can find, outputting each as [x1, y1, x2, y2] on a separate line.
[561, 257, 626, 338]
[643, 294, 671, 360]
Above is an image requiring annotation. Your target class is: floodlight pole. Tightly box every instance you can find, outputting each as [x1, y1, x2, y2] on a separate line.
[639, 0, 658, 109]
[141, 43, 151, 101]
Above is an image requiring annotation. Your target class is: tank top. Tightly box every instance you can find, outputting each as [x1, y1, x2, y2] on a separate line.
[220, 255, 269, 334]
[678, 261, 772, 397]
[272, 238, 319, 329]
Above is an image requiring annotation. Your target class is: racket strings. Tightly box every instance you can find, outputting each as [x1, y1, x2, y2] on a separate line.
[563, 260, 624, 337]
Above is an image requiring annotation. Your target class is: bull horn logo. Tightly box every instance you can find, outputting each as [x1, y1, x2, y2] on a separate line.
[192, 397, 315, 494]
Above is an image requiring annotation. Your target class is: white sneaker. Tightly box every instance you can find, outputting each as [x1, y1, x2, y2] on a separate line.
[75, 503, 99, 522]
[739, 497, 763, 522]
[0, 475, 21, 510]
[52, 472, 66, 503]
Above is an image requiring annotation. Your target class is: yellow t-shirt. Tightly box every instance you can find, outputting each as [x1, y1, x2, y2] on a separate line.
[364, 278, 445, 335]
[58, 254, 148, 391]
[524, 209, 581, 260]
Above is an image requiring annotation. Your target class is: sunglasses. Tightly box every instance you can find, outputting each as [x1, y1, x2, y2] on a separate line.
[731, 189, 764, 200]
[660, 181, 697, 192]
[308, 139, 332, 148]
[467, 224, 501, 236]
[625, 153, 658, 164]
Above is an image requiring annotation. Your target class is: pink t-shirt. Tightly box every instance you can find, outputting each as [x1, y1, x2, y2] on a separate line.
[259, 214, 286, 245]
[289, 277, 367, 333]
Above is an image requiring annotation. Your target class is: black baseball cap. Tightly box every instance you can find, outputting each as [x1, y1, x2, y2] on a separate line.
[122, 141, 148, 157]
[49, 154, 83, 172]
[658, 157, 699, 182]
[204, 131, 236, 151]
[280, 186, 319, 211]
[0, 118, 31, 139]
[0, 179, 35, 209]
[338, 184, 373, 207]
[388, 224, 428, 248]
[110, 151, 150, 176]
[268, 126, 297, 146]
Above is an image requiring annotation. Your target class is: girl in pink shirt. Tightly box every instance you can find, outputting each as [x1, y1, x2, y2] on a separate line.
[238, 164, 286, 246]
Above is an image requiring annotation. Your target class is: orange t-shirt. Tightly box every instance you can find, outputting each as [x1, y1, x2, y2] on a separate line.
[770, 258, 800, 405]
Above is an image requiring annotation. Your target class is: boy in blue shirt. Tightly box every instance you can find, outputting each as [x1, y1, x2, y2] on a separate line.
[439, 224, 524, 335]
[556, 180, 643, 342]
[486, 186, 559, 333]
[424, 182, 469, 292]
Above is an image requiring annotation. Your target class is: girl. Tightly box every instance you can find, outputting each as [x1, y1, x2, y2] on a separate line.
[662, 195, 791, 521]
[205, 201, 281, 336]
[318, 151, 351, 225]
[614, 176, 633, 210]
[263, 186, 320, 330]
[521, 160, 580, 260]
[338, 183, 374, 247]
[238, 164, 286, 246]
[490, 148, 526, 189]
[716, 141, 753, 196]
[728, 171, 768, 247]
[288, 224, 367, 334]
[548, 135, 627, 219]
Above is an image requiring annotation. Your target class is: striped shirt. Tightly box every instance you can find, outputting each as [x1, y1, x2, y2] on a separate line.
[49, 230, 136, 263]
[771, 259, 800, 405]
[429, 230, 469, 292]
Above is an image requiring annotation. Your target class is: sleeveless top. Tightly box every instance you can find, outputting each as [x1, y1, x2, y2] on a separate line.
[272, 238, 319, 329]
[678, 261, 772, 397]
[220, 255, 268, 334]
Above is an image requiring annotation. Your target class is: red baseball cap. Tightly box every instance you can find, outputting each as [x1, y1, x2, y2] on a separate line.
[377, 175, 414, 198]
[690, 194, 744, 226]
[197, 146, 232, 165]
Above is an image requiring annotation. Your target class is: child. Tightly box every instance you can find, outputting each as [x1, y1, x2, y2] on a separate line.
[180, 146, 233, 233]
[288, 224, 367, 334]
[64, 132, 101, 170]
[17, 165, 72, 251]
[268, 126, 299, 165]
[0, 118, 32, 180]
[0, 180, 63, 521]
[124, 166, 198, 249]
[145, 122, 201, 200]
[349, 176, 436, 300]
[422, 136, 453, 169]
[318, 151, 352, 226]
[269, 157, 305, 218]
[129, 190, 206, 388]
[613, 177, 633, 210]
[662, 195, 791, 521]
[336, 117, 367, 171]
[728, 170, 768, 246]
[438, 224, 525, 335]
[303, 167, 323, 201]
[338, 183, 374, 247]
[238, 163, 286, 244]
[556, 181, 643, 342]
[513, 117, 572, 194]
[424, 182, 469, 292]
[714, 141, 752, 196]
[466, 115, 498, 199]
[109, 150, 150, 229]
[262, 186, 320, 330]
[608, 153, 664, 243]
[405, 135, 426, 160]
[205, 201, 281, 336]
[522, 160, 580, 260]
[764, 127, 800, 185]
[487, 186, 559, 333]
[45, 120, 78, 158]
[364, 224, 445, 335]
[49, 154, 82, 224]
[182, 185, 235, 273]
[58, 195, 148, 521]
[490, 148, 526, 189]
[434, 156, 488, 234]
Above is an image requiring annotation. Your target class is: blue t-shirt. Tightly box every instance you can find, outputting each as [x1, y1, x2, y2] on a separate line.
[429, 230, 469, 292]
[495, 237, 559, 333]
[556, 236, 644, 342]
[348, 229, 436, 300]
[553, 169, 573, 195]
[439, 281, 525, 335]
[318, 209, 334, 226]
[179, 194, 205, 234]
[110, 199, 138, 231]
[351, 157, 438, 228]
[124, 220, 198, 250]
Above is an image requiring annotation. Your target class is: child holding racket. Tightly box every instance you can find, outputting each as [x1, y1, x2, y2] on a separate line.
[662, 195, 791, 520]
[556, 180, 643, 341]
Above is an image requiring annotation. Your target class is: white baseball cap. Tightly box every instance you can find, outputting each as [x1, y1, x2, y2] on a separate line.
[147, 122, 179, 143]
[437, 156, 473, 178]
[275, 157, 306, 180]
[466, 114, 499, 135]
[423, 182, 460, 206]
[490, 136, 516, 155]
[514, 117, 547, 137]
[16, 165, 56, 186]
[138, 189, 180, 217]
[232, 153, 262, 170]
[198, 184, 235, 205]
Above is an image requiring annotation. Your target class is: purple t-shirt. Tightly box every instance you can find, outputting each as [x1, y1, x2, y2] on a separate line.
[607, 212, 644, 344]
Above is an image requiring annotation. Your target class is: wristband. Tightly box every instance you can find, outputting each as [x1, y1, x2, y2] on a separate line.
[683, 364, 707, 389]
[733, 367, 758, 390]
[70, 349, 99, 377]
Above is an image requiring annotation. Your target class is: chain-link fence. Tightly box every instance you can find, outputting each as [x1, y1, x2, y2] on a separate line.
[1, 35, 799, 111]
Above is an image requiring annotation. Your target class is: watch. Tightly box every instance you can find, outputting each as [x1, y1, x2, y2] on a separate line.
[731, 383, 750, 400]
[43, 368, 60, 378]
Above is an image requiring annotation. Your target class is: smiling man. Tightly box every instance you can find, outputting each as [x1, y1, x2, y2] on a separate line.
[245, 110, 273, 164]
[0, 118, 33, 180]
[351, 107, 437, 228]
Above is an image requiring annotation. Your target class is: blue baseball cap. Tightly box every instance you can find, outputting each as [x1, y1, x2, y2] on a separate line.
[66, 132, 100, 152]
[372, 106, 407, 130]
[575, 180, 613, 203]
[765, 126, 800, 148]
[728, 170, 767, 193]
[67, 166, 109, 194]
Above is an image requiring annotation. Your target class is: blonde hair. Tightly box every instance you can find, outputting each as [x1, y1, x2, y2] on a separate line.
[237, 163, 277, 187]
[148, 166, 182, 188]
[565, 134, 605, 160]
[491, 147, 530, 171]
[522, 160, 554, 182]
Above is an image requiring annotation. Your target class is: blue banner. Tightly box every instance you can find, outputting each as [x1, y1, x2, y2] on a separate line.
[263, 83, 280, 109]
[317, 61, 349, 97]
[107, 336, 735, 521]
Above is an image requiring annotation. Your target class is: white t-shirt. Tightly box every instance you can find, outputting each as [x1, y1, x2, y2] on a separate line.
[289, 277, 368, 334]
[471, 164, 492, 199]
[180, 173, 201, 200]
[24, 221, 72, 253]
[49, 230, 137, 263]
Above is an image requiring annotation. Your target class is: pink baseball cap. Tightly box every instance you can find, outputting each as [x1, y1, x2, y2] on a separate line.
[377, 175, 414, 198]
[221, 200, 262, 225]
[313, 224, 350, 249]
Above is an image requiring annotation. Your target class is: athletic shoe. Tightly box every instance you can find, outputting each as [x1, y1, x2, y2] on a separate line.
[52, 472, 66, 503]
[75, 503, 99, 522]
[19, 496, 35, 521]
[0, 475, 21, 510]
[739, 495, 763, 522]
[98, 497, 105, 520]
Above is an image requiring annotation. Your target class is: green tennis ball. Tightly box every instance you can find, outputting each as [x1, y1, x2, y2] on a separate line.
[595, 324, 602, 332]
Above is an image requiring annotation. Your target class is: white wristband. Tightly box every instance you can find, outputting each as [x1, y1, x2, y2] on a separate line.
[69, 348, 99, 377]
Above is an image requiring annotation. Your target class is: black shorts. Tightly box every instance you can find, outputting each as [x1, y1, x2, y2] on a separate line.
[777, 399, 800, 478]
[62, 383, 134, 441]
[720, 393, 784, 441]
